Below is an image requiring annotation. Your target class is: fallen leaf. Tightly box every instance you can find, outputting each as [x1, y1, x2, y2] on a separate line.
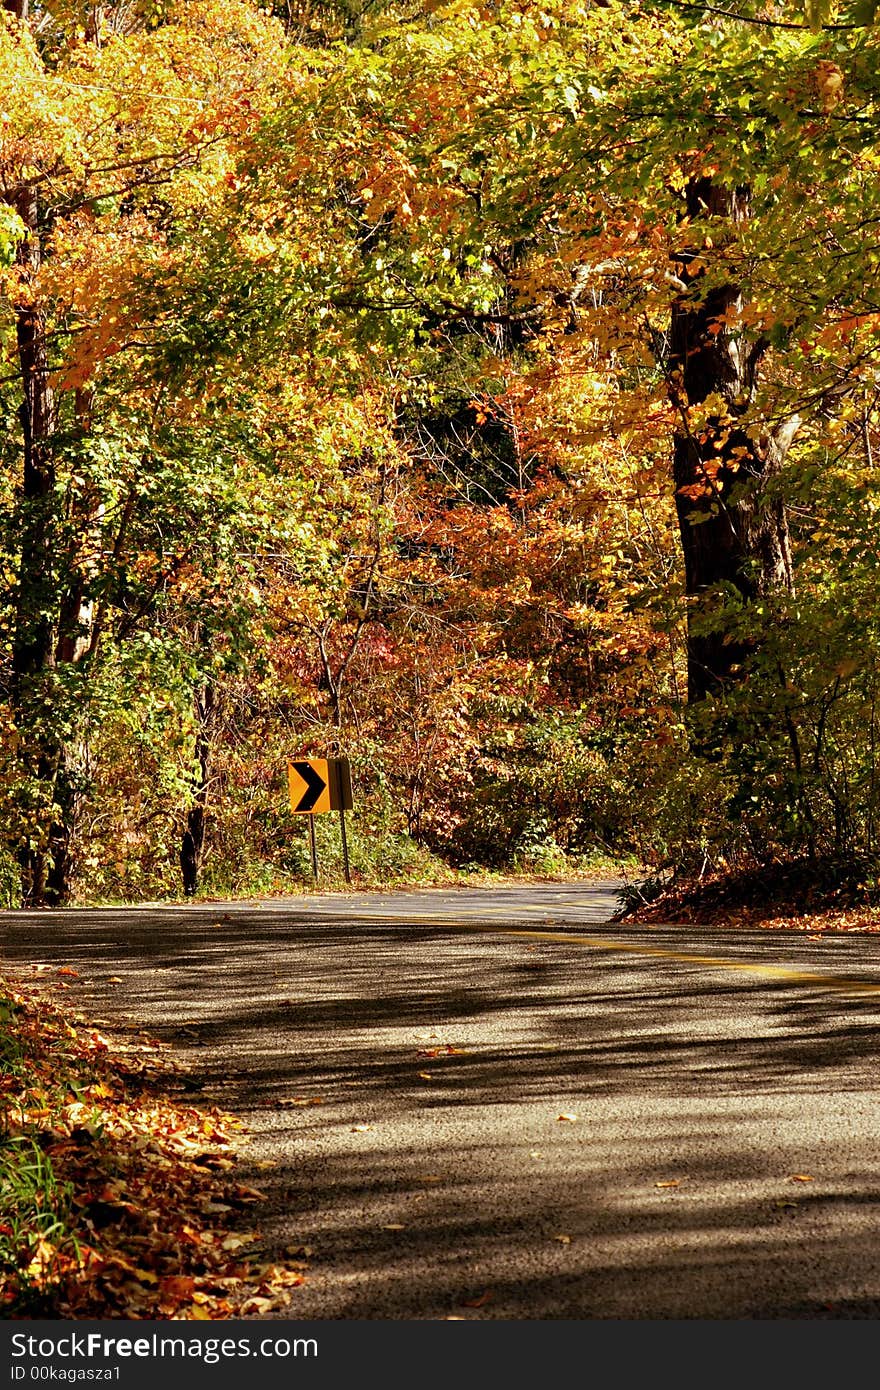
[57, 968, 79, 978]
[221, 1233, 258, 1251]
[159, 1276, 196, 1300]
[556, 1113, 578, 1123]
[252, 1263, 304, 1288]
[351, 1124, 372, 1133]
[553, 1234, 571, 1244]
[788, 1174, 815, 1183]
[24, 1238, 59, 1282]
[417, 1072, 433, 1080]
[655, 1180, 680, 1188]
[461, 1289, 493, 1308]
[240, 1296, 274, 1315]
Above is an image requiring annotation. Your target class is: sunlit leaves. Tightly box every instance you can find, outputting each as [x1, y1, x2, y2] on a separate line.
[0, 205, 24, 266]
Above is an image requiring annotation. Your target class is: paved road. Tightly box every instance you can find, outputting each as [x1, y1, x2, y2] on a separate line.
[2, 881, 880, 1319]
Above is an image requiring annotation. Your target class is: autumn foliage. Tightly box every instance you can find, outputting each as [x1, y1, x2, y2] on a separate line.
[0, 971, 302, 1318]
[0, 0, 878, 909]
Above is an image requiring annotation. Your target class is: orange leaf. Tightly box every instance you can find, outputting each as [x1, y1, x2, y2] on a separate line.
[159, 1276, 196, 1300]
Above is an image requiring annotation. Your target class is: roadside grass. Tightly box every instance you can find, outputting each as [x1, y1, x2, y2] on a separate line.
[0, 975, 302, 1318]
[77, 854, 633, 909]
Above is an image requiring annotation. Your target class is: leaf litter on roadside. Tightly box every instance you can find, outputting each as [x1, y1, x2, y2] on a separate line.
[0, 972, 306, 1319]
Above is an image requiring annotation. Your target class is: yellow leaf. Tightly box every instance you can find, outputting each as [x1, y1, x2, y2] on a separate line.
[221, 1233, 258, 1251]
[240, 1296, 274, 1315]
[25, 1238, 58, 1282]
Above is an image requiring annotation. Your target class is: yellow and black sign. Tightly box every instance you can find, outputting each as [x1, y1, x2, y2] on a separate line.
[287, 758, 353, 815]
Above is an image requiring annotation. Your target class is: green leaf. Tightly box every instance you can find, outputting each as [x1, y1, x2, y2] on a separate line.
[0, 204, 25, 267]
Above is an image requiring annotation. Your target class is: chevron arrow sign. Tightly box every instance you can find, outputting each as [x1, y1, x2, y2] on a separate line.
[287, 758, 353, 815]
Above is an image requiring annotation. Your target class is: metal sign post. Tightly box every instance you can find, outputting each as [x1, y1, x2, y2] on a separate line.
[308, 813, 318, 881]
[287, 758, 354, 883]
[338, 806, 351, 884]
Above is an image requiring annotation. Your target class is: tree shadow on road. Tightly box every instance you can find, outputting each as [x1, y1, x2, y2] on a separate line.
[3, 907, 880, 1317]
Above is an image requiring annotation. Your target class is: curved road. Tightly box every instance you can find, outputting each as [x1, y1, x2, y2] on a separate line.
[2, 881, 880, 1318]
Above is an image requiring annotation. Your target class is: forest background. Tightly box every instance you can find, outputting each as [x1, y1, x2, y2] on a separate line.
[1, 0, 878, 912]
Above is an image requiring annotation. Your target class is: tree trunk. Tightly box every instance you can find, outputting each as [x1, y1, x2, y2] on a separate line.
[5, 3, 109, 907]
[8, 184, 64, 905]
[180, 680, 215, 896]
[670, 179, 798, 703]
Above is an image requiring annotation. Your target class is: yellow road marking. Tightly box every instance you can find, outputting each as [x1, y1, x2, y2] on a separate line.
[347, 912, 880, 998]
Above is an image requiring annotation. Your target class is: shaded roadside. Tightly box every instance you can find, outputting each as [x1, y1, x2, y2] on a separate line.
[3, 886, 880, 1318]
[0, 970, 302, 1319]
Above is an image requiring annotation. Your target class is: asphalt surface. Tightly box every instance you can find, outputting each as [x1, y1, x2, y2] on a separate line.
[2, 881, 880, 1319]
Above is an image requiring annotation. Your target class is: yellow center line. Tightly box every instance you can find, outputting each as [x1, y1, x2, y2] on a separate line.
[349, 912, 880, 997]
